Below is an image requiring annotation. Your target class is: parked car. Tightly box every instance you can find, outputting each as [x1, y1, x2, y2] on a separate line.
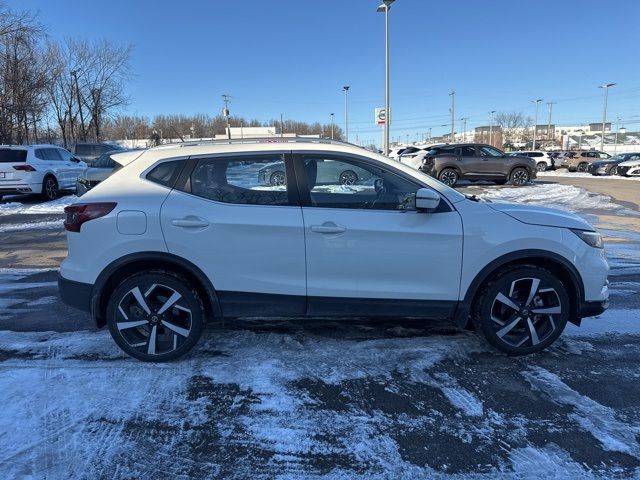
[616, 157, 640, 177]
[258, 158, 373, 186]
[71, 142, 125, 164]
[564, 151, 611, 172]
[588, 152, 640, 176]
[419, 143, 537, 187]
[388, 147, 407, 160]
[397, 146, 426, 163]
[554, 151, 577, 168]
[76, 149, 143, 196]
[508, 151, 555, 171]
[58, 138, 608, 361]
[0, 144, 86, 201]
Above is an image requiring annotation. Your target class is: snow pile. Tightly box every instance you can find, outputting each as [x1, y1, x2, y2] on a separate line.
[0, 195, 76, 216]
[538, 171, 640, 181]
[0, 220, 62, 232]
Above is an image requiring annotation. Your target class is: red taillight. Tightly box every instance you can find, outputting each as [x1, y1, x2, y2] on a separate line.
[64, 203, 117, 233]
[13, 165, 36, 172]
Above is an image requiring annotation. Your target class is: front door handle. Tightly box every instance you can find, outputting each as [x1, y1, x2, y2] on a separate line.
[171, 217, 209, 228]
[310, 222, 347, 234]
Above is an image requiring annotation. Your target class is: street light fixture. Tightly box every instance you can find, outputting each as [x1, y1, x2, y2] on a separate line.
[599, 83, 616, 151]
[376, 0, 395, 156]
[489, 110, 496, 146]
[330, 113, 335, 140]
[342, 86, 350, 142]
[531, 99, 543, 150]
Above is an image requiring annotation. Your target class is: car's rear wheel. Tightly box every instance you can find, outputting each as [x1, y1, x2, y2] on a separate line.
[577, 162, 589, 172]
[107, 272, 205, 362]
[339, 170, 358, 185]
[536, 162, 547, 172]
[473, 266, 569, 355]
[438, 168, 459, 187]
[610, 166, 619, 175]
[269, 171, 286, 186]
[42, 176, 58, 201]
[510, 168, 530, 186]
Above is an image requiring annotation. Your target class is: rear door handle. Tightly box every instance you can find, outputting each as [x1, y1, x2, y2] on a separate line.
[171, 217, 209, 228]
[310, 223, 346, 234]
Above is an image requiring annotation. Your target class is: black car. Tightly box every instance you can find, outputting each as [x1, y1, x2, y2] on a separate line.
[588, 152, 640, 176]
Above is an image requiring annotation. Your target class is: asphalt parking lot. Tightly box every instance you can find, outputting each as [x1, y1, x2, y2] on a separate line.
[0, 176, 639, 478]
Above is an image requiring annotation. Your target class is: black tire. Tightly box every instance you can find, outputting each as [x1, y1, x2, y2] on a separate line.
[269, 171, 286, 186]
[107, 272, 205, 362]
[42, 175, 59, 201]
[610, 166, 618, 176]
[577, 162, 589, 173]
[536, 162, 547, 172]
[339, 170, 358, 185]
[509, 167, 530, 186]
[438, 168, 459, 187]
[473, 266, 569, 355]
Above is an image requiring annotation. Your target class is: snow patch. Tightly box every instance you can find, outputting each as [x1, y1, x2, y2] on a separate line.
[0, 220, 62, 232]
[0, 195, 76, 216]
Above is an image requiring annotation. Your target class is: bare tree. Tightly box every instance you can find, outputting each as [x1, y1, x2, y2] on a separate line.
[494, 111, 532, 147]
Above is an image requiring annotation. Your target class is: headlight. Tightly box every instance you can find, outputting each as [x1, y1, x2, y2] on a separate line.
[571, 229, 603, 248]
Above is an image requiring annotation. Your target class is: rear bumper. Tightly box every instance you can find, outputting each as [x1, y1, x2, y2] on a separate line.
[0, 183, 40, 195]
[58, 275, 93, 313]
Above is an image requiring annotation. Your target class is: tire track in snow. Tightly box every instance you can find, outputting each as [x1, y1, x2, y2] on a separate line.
[522, 366, 640, 458]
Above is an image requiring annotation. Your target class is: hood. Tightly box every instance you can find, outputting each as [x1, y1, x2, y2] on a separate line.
[488, 202, 593, 230]
[619, 159, 640, 167]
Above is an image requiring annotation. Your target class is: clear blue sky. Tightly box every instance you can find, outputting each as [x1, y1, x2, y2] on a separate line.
[13, 0, 640, 144]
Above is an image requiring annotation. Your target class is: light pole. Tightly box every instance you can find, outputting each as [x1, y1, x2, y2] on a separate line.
[599, 83, 616, 151]
[330, 113, 335, 140]
[221, 94, 231, 139]
[449, 90, 455, 142]
[342, 86, 350, 142]
[489, 110, 496, 146]
[377, 0, 395, 155]
[460, 117, 469, 142]
[614, 117, 624, 154]
[531, 98, 543, 150]
[546, 102, 556, 148]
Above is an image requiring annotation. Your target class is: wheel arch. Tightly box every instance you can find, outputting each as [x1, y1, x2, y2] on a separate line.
[508, 164, 532, 177]
[91, 251, 222, 328]
[454, 249, 584, 329]
[436, 163, 461, 178]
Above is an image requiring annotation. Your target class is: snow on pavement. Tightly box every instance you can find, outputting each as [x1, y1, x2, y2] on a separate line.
[0, 194, 76, 216]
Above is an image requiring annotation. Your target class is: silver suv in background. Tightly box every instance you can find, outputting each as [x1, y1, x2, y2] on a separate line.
[0, 144, 86, 201]
[419, 143, 537, 187]
[71, 142, 125, 164]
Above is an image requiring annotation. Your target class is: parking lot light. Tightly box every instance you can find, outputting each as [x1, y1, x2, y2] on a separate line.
[599, 83, 616, 151]
[377, 0, 395, 156]
[531, 99, 543, 150]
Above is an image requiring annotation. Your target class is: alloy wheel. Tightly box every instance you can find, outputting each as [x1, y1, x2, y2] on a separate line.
[270, 171, 286, 186]
[489, 277, 561, 349]
[511, 169, 529, 186]
[339, 170, 358, 185]
[44, 177, 58, 200]
[115, 283, 193, 356]
[577, 163, 589, 172]
[536, 162, 547, 172]
[439, 170, 458, 187]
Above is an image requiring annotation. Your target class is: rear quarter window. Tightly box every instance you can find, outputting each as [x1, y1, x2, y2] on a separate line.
[0, 149, 27, 162]
[146, 160, 184, 187]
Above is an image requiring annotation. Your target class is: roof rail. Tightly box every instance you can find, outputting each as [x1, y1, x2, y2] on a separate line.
[152, 137, 360, 150]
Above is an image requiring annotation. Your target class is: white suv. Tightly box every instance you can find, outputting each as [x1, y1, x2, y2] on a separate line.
[0, 144, 87, 201]
[58, 139, 609, 361]
[509, 151, 554, 171]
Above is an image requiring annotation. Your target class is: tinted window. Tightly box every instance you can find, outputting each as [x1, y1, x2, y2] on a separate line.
[0, 149, 27, 162]
[93, 153, 116, 168]
[75, 145, 92, 155]
[528, 152, 543, 157]
[188, 155, 289, 206]
[302, 154, 421, 211]
[36, 148, 62, 161]
[147, 160, 183, 188]
[429, 147, 455, 156]
[455, 146, 476, 157]
[57, 149, 74, 161]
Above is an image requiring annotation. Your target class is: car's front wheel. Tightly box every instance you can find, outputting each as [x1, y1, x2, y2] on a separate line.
[438, 168, 459, 187]
[107, 272, 205, 362]
[577, 162, 589, 172]
[269, 171, 286, 186]
[536, 162, 547, 172]
[473, 266, 569, 355]
[339, 170, 358, 185]
[510, 168, 530, 186]
[42, 175, 58, 201]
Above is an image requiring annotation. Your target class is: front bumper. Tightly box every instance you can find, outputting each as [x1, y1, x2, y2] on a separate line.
[58, 275, 93, 313]
[580, 299, 609, 318]
[617, 165, 639, 176]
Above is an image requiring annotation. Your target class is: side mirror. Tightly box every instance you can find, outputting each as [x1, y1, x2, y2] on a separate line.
[415, 188, 440, 213]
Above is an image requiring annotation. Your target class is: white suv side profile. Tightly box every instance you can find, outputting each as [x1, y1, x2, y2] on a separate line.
[0, 144, 87, 201]
[59, 139, 609, 361]
[509, 151, 554, 171]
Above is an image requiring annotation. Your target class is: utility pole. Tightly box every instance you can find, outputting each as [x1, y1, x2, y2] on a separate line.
[330, 113, 334, 139]
[460, 117, 469, 142]
[449, 89, 455, 142]
[342, 86, 350, 142]
[377, 1, 395, 155]
[489, 110, 496, 146]
[531, 98, 543, 150]
[428, 127, 432, 142]
[546, 102, 556, 147]
[222, 94, 231, 139]
[280, 113, 284, 137]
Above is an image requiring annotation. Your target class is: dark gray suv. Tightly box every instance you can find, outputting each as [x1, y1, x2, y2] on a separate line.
[419, 143, 537, 187]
